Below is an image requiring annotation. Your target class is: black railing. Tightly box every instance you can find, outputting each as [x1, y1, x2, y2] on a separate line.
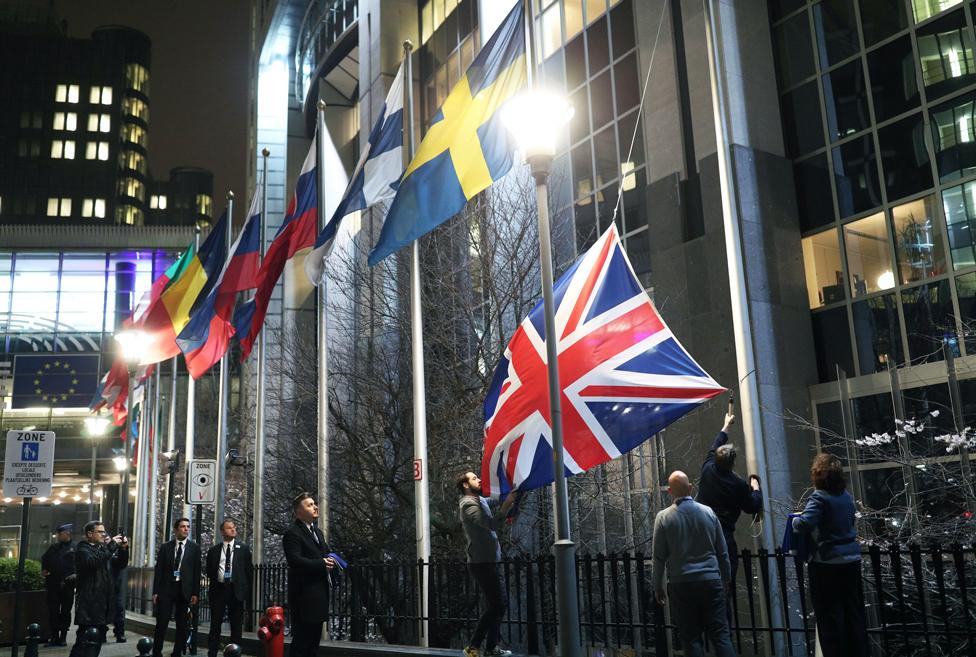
[127, 544, 976, 656]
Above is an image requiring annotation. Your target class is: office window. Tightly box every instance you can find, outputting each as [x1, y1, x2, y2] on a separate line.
[116, 205, 144, 225]
[956, 271, 976, 353]
[803, 228, 846, 308]
[852, 293, 903, 373]
[126, 63, 150, 93]
[150, 195, 168, 210]
[795, 154, 834, 231]
[17, 138, 41, 158]
[123, 123, 147, 147]
[587, 14, 610, 76]
[89, 86, 113, 105]
[565, 0, 584, 41]
[118, 177, 146, 203]
[930, 92, 976, 182]
[85, 141, 110, 161]
[916, 10, 975, 101]
[912, 0, 963, 23]
[823, 61, 870, 142]
[859, 0, 909, 46]
[585, 0, 606, 24]
[122, 150, 147, 174]
[195, 194, 212, 216]
[81, 199, 106, 218]
[812, 306, 855, 381]
[867, 36, 919, 123]
[53, 112, 77, 131]
[879, 113, 933, 201]
[833, 135, 883, 218]
[843, 212, 895, 298]
[123, 97, 149, 122]
[87, 113, 111, 133]
[50, 140, 75, 159]
[812, 0, 860, 68]
[19, 111, 42, 129]
[539, 4, 561, 60]
[892, 195, 948, 284]
[941, 181, 976, 269]
[781, 81, 824, 157]
[46, 198, 72, 217]
[55, 84, 79, 103]
[902, 279, 956, 361]
[419, 0, 461, 45]
[774, 11, 815, 90]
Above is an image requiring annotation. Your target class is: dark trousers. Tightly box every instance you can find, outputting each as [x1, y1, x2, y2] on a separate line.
[113, 570, 126, 637]
[154, 581, 191, 657]
[288, 620, 323, 657]
[669, 579, 736, 657]
[207, 584, 244, 657]
[68, 624, 108, 657]
[467, 563, 506, 651]
[46, 583, 74, 641]
[725, 533, 739, 628]
[809, 561, 869, 657]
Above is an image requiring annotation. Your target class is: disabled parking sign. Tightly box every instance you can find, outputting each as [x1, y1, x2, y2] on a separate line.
[3, 430, 56, 498]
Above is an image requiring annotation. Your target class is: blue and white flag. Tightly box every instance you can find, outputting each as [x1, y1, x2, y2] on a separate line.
[305, 63, 405, 285]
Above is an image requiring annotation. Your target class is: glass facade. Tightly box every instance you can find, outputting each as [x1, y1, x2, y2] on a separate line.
[776, 0, 976, 380]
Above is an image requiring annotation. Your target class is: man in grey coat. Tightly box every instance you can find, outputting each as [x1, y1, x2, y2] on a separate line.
[69, 520, 129, 657]
[652, 471, 735, 657]
[456, 471, 520, 657]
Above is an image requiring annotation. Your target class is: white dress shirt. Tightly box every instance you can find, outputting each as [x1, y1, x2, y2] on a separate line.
[217, 539, 234, 581]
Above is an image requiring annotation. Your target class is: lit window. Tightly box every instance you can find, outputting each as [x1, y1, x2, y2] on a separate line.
[51, 140, 76, 159]
[55, 84, 78, 103]
[802, 228, 845, 308]
[90, 86, 113, 105]
[99, 142, 109, 160]
[123, 97, 149, 121]
[420, 0, 461, 45]
[892, 195, 948, 284]
[46, 197, 71, 217]
[99, 114, 111, 132]
[53, 112, 77, 131]
[81, 198, 107, 218]
[195, 193, 213, 216]
[116, 205, 143, 225]
[150, 195, 168, 210]
[126, 63, 150, 93]
[122, 150, 147, 174]
[123, 123, 147, 147]
[912, 0, 963, 23]
[842, 212, 895, 298]
[119, 177, 146, 202]
[84, 141, 109, 160]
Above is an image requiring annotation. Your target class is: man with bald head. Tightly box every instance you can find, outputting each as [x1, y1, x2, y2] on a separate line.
[652, 471, 735, 657]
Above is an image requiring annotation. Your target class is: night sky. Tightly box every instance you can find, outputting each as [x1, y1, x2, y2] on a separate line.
[41, 0, 250, 216]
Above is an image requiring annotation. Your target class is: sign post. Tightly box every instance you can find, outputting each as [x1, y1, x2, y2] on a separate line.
[4, 429, 56, 657]
[186, 459, 217, 505]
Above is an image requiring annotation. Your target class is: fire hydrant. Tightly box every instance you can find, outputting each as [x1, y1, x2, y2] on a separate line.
[257, 606, 285, 657]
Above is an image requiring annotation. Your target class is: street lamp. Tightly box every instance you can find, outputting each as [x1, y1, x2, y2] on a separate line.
[501, 90, 581, 657]
[84, 415, 111, 521]
[114, 328, 147, 537]
[160, 449, 181, 537]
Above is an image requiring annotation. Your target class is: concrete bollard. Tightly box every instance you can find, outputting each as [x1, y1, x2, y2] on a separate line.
[223, 644, 242, 657]
[24, 624, 41, 657]
[136, 637, 153, 657]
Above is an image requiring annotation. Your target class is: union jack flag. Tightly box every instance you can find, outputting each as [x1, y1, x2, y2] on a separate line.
[481, 226, 725, 498]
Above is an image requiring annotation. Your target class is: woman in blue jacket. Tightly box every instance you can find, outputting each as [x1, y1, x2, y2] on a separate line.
[792, 453, 869, 657]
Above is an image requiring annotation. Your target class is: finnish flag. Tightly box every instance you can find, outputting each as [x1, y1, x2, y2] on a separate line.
[305, 63, 405, 285]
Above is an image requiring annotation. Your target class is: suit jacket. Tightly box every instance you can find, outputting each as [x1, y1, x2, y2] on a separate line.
[282, 520, 331, 624]
[459, 496, 505, 563]
[153, 539, 202, 601]
[205, 540, 253, 602]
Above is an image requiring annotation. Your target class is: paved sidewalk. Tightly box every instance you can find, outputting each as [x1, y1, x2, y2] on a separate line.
[35, 629, 173, 657]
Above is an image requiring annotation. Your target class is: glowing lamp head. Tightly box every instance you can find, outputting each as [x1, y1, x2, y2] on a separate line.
[114, 329, 150, 364]
[502, 90, 574, 161]
[84, 415, 111, 437]
[112, 456, 127, 472]
[877, 270, 895, 290]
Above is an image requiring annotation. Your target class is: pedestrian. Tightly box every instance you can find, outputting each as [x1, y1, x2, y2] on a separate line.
[792, 453, 869, 657]
[696, 410, 763, 597]
[152, 517, 202, 657]
[110, 525, 130, 643]
[283, 492, 335, 657]
[206, 519, 253, 657]
[68, 520, 129, 657]
[456, 471, 519, 657]
[652, 471, 736, 657]
[41, 522, 76, 646]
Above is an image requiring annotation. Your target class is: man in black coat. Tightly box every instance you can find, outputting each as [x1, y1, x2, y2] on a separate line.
[206, 519, 253, 657]
[69, 520, 129, 657]
[283, 492, 336, 657]
[41, 522, 76, 646]
[152, 517, 202, 657]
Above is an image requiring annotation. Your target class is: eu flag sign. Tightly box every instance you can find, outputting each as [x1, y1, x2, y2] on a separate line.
[12, 354, 100, 408]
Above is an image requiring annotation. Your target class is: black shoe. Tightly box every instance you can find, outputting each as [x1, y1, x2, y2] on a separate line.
[116, 636, 127, 643]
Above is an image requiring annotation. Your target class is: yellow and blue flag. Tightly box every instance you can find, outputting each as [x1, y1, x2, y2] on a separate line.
[367, 2, 526, 266]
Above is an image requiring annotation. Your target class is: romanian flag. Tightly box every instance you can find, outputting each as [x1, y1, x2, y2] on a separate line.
[176, 190, 262, 378]
[136, 212, 229, 365]
[236, 142, 318, 359]
[367, 2, 526, 265]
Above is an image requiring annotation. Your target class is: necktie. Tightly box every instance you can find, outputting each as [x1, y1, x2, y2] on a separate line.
[224, 544, 232, 577]
[175, 542, 183, 570]
[309, 525, 319, 544]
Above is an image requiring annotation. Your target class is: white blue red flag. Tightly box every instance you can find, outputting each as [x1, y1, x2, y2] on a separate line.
[305, 63, 403, 285]
[481, 226, 725, 498]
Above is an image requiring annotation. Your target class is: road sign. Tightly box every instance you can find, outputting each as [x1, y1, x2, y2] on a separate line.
[3, 430, 56, 498]
[187, 459, 217, 505]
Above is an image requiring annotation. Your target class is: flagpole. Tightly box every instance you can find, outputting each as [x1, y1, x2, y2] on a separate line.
[147, 364, 162, 563]
[183, 227, 201, 525]
[215, 191, 234, 537]
[315, 101, 331, 541]
[401, 39, 431, 648]
[164, 356, 178, 536]
[253, 149, 270, 562]
[131, 373, 148, 563]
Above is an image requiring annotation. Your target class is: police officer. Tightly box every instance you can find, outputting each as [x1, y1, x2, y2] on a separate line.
[41, 522, 76, 646]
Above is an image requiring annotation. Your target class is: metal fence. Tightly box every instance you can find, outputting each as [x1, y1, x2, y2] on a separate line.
[127, 544, 976, 656]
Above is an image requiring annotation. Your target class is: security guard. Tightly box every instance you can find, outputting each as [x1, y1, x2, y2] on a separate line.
[41, 523, 76, 646]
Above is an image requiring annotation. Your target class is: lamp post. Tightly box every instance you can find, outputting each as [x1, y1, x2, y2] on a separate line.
[160, 449, 181, 537]
[114, 328, 149, 537]
[502, 91, 580, 657]
[83, 415, 111, 522]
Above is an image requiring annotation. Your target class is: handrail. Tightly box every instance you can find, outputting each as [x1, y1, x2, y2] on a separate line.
[294, 0, 358, 105]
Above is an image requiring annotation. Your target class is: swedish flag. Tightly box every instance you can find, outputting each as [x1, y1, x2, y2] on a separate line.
[368, 2, 526, 266]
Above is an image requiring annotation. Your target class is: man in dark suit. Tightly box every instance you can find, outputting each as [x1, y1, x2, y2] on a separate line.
[206, 519, 253, 657]
[283, 492, 336, 657]
[152, 517, 201, 657]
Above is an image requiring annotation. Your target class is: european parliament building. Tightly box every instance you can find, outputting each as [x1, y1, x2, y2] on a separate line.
[246, 0, 976, 559]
